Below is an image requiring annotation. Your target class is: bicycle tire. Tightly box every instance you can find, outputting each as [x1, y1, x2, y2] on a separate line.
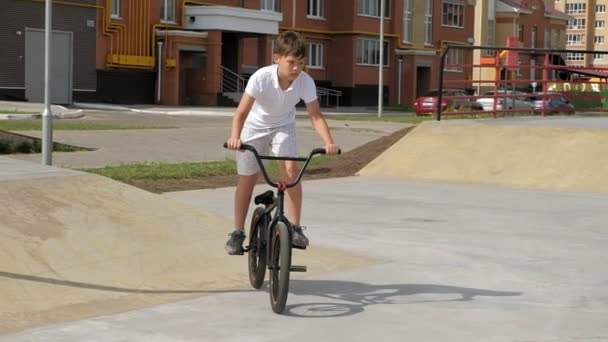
[269, 222, 292, 314]
[248, 207, 267, 289]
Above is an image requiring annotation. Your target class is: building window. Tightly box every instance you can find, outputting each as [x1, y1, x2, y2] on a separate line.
[424, 0, 433, 45]
[567, 18, 585, 30]
[567, 33, 584, 45]
[161, 0, 175, 22]
[403, 0, 412, 43]
[566, 52, 584, 61]
[111, 0, 120, 18]
[595, 36, 605, 44]
[307, 0, 325, 18]
[261, 0, 280, 12]
[445, 48, 464, 72]
[565, 3, 586, 14]
[598, 5, 607, 13]
[596, 20, 606, 29]
[356, 38, 389, 66]
[307, 43, 324, 68]
[594, 53, 604, 61]
[442, 1, 464, 28]
[357, 0, 390, 18]
[484, 19, 495, 56]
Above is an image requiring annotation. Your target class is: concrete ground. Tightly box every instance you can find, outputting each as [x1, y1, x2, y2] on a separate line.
[2, 177, 607, 341]
[4, 110, 408, 168]
[2, 105, 607, 341]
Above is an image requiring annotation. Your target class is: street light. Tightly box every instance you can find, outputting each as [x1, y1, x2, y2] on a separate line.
[42, 0, 53, 165]
[378, 0, 384, 118]
[512, 8, 519, 38]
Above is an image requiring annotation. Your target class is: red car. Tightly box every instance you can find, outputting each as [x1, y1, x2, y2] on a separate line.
[414, 88, 482, 115]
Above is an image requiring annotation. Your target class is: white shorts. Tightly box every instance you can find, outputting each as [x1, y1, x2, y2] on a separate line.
[237, 124, 297, 176]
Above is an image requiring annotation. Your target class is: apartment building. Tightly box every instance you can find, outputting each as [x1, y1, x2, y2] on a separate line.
[0, 0, 476, 107]
[555, 0, 608, 68]
[473, 0, 570, 92]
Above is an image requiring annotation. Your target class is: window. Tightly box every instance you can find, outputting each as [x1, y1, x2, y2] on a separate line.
[567, 18, 585, 30]
[357, 0, 390, 18]
[307, 0, 325, 18]
[442, 1, 464, 28]
[356, 38, 389, 66]
[595, 36, 605, 44]
[565, 3, 586, 14]
[596, 20, 606, 29]
[403, 0, 413, 43]
[594, 53, 604, 61]
[161, 0, 175, 22]
[261, 0, 280, 12]
[445, 48, 464, 72]
[307, 43, 324, 68]
[518, 24, 524, 42]
[111, 0, 120, 18]
[566, 52, 584, 61]
[567, 33, 584, 45]
[598, 5, 607, 13]
[483, 19, 495, 56]
[424, 0, 433, 45]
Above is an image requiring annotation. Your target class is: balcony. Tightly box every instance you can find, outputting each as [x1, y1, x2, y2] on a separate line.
[184, 6, 282, 35]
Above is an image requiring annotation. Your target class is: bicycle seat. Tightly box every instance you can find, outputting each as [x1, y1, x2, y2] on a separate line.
[254, 190, 275, 205]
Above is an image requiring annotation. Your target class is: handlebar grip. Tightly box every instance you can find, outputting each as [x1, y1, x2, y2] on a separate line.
[311, 148, 342, 155]
[223, 142, 255, 152]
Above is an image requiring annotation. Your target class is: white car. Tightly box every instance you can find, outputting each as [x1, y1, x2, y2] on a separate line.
[476, 90, 533, 112]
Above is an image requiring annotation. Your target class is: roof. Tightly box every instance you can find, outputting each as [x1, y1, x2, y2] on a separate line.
[545, 6, 573, 21]
[563, 67, 608, 79]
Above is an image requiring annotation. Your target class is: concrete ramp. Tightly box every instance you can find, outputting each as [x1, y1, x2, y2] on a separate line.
[0, 158, 375, 332]
[359, 120, 608, 193]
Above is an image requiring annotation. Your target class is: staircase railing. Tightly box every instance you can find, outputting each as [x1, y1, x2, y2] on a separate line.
[220, 66, 245, 97]
[317, 86, 342, 108]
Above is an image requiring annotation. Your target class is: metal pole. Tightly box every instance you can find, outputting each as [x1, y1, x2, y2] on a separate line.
[157, 41, 163, 103]
[398, 57, 402, 105]
[42, 0, 53, 165]
[378, 0, 384, 118]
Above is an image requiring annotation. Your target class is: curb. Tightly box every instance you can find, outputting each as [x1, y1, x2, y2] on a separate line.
[0, 110, 84, 120]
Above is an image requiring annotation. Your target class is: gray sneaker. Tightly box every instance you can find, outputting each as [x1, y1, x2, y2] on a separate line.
[292, 225, 309, 247]
[225, 230, 246, 255]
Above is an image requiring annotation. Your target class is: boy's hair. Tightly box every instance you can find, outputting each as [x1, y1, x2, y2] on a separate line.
[273, 31, 306, 58]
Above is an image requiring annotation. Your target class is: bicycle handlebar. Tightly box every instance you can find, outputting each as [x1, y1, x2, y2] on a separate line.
[223, 142, 341, 189]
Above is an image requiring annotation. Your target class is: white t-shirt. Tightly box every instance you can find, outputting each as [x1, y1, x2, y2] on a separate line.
[244, 64, 318, 129]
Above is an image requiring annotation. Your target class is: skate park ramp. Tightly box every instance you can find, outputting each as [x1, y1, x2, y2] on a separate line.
[359, 119, 608, 193]
[0, 158, 375, 332]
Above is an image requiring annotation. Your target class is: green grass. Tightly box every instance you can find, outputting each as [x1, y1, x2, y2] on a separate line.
[81, 155, 327, 182]
[0, 121, 174, 131]
[81, 160, 239, 181]
[0, 109, 38, 114]
[329, 114, 433, 124]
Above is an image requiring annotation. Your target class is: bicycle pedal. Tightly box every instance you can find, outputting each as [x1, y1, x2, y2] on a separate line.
[289, 265, 307, 272]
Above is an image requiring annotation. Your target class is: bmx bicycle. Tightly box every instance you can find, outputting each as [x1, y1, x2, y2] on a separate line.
[224, 142, 339, 313]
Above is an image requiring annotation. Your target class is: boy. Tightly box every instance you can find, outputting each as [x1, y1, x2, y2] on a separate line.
[225, 30, 339, 255]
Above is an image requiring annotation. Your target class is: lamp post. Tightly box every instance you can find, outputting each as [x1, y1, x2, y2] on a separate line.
[512, 8, 519, 38]
[378, 0, 384, 118]
[42, 0, 53, 165]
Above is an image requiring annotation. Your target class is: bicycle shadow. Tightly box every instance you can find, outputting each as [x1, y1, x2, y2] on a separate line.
[284, 280, 523, 318]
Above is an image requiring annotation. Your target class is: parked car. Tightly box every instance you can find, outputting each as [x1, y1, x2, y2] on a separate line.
[413, 88, 483, 115]
[476, 90, 533, 112]
[527, 93, 575, 115]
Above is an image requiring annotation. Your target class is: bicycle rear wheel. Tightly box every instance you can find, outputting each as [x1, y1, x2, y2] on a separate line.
[269, 222, 292, 314]
[248, 207, 267, 289]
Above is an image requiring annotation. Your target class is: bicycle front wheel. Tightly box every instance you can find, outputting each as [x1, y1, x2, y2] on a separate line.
[269, 222, 292, 314]
[248, 207, 267, 289]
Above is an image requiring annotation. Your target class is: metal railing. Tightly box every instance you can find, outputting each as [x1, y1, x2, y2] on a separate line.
[317, 86, 342, 108]
[219, 66, 245, 97]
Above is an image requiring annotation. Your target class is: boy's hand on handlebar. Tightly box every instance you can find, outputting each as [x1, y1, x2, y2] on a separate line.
[226, 137, 242, 150]
[325, 143, 340, 155]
